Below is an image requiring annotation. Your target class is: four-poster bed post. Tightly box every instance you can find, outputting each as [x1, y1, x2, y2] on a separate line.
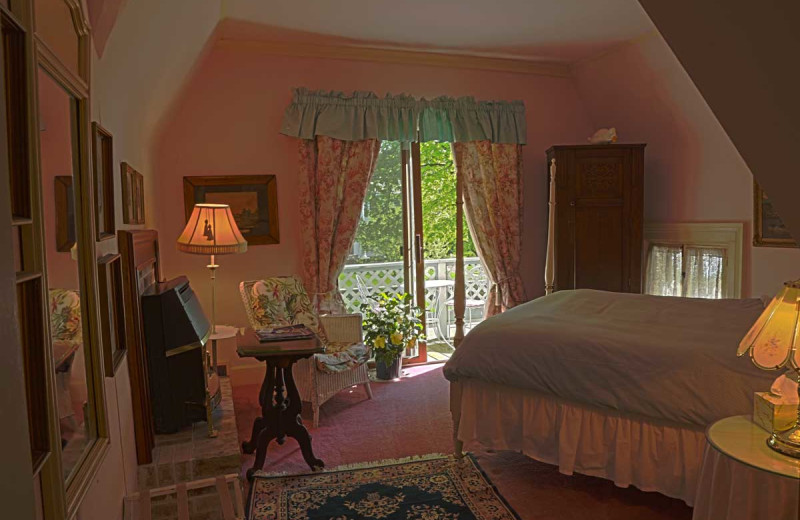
[545, 158, 556, 295]
[453, 152, 466, 347]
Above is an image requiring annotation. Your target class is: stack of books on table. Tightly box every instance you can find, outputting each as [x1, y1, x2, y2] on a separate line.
[255, 324, 314, 342]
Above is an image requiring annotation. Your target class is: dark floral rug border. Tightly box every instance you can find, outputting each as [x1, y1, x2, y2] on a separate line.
[247, 454, 521, 520]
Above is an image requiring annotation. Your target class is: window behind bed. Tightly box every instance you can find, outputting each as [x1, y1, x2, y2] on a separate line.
[643, 223, 743, 299]
[645, 244, 726, 298]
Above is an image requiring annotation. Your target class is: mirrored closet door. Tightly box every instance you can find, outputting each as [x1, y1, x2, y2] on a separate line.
[36, 66, 99, 484]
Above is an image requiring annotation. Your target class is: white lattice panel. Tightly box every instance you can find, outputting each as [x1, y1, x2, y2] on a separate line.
[338, 258, 489, 314]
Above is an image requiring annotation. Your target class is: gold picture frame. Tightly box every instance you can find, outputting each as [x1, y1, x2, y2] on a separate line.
[753, 180, 796, 248]
[91, 123, 115, 240]
[183, 175, 279, 245]
[97, 254, 126, 376]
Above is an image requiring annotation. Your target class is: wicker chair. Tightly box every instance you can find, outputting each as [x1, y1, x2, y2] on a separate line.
[239, 276, 372, 427]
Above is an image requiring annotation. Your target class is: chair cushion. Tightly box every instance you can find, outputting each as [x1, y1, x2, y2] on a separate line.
[315, 342, 370, 374]
[242, 277, 326, 342]
[49, 289, 82, 342]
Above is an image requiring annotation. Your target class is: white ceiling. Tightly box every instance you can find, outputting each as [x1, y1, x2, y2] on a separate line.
[222, 0, 655, 63]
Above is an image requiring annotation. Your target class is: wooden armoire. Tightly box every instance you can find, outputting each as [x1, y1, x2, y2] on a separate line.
[545, 144, 645, 293]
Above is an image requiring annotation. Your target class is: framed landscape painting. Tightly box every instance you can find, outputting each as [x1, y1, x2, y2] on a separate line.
[92, 123, 115, 240]
[183, 175, 279, 245]
[121, 162, 145, 225]
[753, 180, 796, 247]
[97, 253, 126, 376]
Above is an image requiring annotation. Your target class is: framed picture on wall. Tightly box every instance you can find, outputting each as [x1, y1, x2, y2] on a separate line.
[92, 123, 115, 240]
[753, 179, 796, 248]
[183, 175, 279, 245]
[54, 175, 76, 252]
[121, 162, 145, 225]
[97, 253, 126, 376]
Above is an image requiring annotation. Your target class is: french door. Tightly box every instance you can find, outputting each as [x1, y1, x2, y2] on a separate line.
[400, 144, 426, 363]
[351, 141, 467, 364]
[399, 142, 467, 364]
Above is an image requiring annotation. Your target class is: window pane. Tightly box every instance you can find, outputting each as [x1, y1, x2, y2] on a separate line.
[645, 244, 682, 296]
[684, 247, 725, 299]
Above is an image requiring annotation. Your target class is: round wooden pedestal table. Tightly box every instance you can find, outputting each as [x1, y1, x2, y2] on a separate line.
[693, 415, 800, 520]
[237, 329, 325, 480]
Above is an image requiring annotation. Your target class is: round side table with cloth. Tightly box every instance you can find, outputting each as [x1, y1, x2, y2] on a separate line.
[693, 415, 800, 520]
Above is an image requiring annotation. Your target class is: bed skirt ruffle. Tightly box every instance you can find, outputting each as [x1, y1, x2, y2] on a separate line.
[455, 380, 705, 505]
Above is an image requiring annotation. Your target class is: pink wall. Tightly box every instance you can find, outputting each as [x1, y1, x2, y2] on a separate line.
[38, 69, 80, 291]
[572, 33, 800, 298]
[153, 41, 593, 326]
[77, 5, 225, 518]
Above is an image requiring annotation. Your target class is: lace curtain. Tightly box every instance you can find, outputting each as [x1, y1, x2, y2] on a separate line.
[684, 247, 725, 299]
[645, 245, 683, 297]
[645, 244, 726, 299]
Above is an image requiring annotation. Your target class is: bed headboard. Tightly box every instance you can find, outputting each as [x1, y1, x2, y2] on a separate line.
[118, 229, 162, 464]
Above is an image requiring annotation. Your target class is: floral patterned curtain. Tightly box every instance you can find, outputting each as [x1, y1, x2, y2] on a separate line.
[452, 141, 527, 316]
[298, 136, 381, 314]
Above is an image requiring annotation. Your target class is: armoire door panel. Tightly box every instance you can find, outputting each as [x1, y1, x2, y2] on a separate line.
[574, 155, 625, 200]
[574, 206, 624, 291]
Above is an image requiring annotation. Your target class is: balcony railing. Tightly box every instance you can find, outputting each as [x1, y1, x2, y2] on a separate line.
[338, 257, 490, 342]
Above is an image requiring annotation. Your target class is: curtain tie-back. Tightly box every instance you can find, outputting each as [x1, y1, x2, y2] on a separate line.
[491, 276, 520, 310]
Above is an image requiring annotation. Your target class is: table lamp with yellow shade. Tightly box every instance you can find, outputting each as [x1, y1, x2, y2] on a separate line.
[738, 280, 800, 458]
[177, 203, 247, 335]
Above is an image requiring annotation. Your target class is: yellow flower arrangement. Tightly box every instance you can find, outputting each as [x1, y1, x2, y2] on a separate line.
[361, 293, 423, 367]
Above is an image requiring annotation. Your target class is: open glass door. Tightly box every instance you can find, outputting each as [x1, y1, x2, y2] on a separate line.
[346, 141, 478, 364]
[401, 143, 427, 364]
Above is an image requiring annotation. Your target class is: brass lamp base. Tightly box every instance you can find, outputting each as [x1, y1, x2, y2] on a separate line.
[767, 425, 800, 459]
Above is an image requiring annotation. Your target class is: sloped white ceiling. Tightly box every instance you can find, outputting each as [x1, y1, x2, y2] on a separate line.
[222, 0, 655, 63]
[640, 0, 800, 246]
[92, 0, 223, 227]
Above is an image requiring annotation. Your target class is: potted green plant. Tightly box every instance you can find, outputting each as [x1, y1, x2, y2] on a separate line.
[361, 293, 423, 380]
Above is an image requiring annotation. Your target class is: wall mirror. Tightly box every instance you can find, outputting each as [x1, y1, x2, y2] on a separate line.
[37, 66, 100, 485]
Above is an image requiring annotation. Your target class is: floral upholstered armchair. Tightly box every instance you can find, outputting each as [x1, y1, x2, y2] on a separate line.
[239, 276, 372, 427]
[48, 289, 82, 430]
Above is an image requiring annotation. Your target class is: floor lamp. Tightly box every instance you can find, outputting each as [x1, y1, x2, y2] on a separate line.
[177, 203, 247, 335]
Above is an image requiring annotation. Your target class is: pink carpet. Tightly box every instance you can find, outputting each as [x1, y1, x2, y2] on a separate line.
[232, 364, 691, 520]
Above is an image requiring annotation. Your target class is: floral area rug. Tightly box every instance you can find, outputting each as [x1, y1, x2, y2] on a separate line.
[247, 454, 521, 520]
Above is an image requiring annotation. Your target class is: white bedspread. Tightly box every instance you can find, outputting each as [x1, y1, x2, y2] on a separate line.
[443, 289, 774, 426]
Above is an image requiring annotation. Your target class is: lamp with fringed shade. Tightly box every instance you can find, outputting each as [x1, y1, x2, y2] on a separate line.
[177, 204, 247, 334]
[738, 280, 800, 458]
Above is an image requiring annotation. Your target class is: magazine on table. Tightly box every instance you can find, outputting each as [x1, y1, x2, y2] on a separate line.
[255, 324, 315, 342]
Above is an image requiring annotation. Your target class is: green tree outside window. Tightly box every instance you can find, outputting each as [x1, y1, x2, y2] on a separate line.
[350, 141, 477, 264]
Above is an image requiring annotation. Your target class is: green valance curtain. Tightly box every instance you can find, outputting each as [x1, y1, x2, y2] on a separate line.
[280, 88, 527, 145]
